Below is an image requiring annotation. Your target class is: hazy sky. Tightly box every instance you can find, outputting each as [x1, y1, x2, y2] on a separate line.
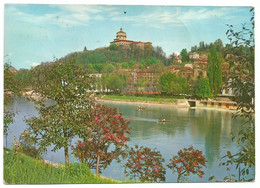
[4, 4, 253, 69]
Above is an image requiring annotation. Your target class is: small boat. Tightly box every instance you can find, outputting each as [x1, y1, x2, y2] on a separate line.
[159, 119, 170, 123]
[137, 106, 146, 110]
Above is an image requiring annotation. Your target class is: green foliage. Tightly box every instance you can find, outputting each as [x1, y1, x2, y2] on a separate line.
[93, 63, 103, 73]
[122, 62, 128, 69]
[3, 149, 118, 184]
[167, 146, 206, 182]
[150, 63, 165, 73]
[18, 130, 41, 159]
[4, 62, 19, 148]
[128, 60, 134, 68]
[107, 74, 123, 93]
[160, 73, 189, 95]
[218, 8, 255, 182]
[73, 44, 167, 68]
[124, 145, 166, 182]
[195, 78, 212, 98]
[14, 68, 33, 89]
[102, 63, 115, 73]
[136, 78, 148, 92]
[219, 126, 254, 182]
[87, 63, 94, 70]
[26, 60, 95, 165]
[180, 49, 189, 62]
[207, 45, 223, 96]
[4, 63, 21, 104]
[109, 44, 118, 51]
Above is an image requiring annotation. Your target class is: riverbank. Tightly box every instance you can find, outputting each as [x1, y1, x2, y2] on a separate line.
[96, 97, 177, 107]
[3, 148, 119, 184]
[96, 96, 239, 112]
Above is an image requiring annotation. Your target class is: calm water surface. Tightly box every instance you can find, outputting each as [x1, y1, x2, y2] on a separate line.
[4, 97, 254, 182]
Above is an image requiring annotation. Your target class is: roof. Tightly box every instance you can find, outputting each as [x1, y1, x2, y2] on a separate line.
[111, 39, 151, 44]
[117, 28, 126, 34]
[168, 65, 181, 69]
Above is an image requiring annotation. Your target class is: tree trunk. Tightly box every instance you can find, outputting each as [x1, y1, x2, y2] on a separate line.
[64, 144, 69, 165]
[239, 166, 241, 182]
[177, 174, 181, 183]
[96, 154, 100, 175]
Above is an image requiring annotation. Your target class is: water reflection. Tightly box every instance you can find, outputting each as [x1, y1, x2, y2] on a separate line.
[4, 98, 253, 182]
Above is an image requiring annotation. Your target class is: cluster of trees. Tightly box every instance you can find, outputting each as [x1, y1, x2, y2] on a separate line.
[73, 44, 167, 69]
[160, 73, 189, 95]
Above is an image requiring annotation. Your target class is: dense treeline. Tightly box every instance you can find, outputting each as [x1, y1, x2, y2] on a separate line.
[62, 44, 167, 73]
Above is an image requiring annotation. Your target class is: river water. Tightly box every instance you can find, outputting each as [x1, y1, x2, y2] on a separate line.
[4, 97, 254, 182]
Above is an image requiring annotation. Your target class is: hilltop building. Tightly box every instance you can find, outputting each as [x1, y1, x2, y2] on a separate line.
[110, 28, 152, 49]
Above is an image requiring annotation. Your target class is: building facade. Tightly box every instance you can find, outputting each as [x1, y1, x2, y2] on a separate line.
[110, 28, 152, 49]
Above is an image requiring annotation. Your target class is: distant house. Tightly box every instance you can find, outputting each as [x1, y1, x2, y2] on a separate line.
[167, 65, 181, 75]
[189, 52, 200, 60]
[173, 54, 182, 63]
[180, 67, 193, 79]
[89, 73, 102, 78]
[9, 65, 17, 73]
[184, 64, 193, 69]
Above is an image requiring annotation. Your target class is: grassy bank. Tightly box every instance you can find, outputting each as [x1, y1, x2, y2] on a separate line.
[4, 149, 119, 184]
[100, 95, 177, 103]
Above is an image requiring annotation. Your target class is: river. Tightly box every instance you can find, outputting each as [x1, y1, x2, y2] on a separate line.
[4, 97, 254, 182]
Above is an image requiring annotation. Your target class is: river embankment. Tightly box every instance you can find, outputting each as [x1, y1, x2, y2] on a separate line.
[96, 98, 177, 107]
[96, 97, 238, 112]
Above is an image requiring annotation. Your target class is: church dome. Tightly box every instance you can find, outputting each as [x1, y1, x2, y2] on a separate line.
[116, 28, 126, 40]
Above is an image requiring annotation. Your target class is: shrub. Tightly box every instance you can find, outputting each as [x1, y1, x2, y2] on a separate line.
[124, 145, 166, 182]
[167, 146, 206, 182]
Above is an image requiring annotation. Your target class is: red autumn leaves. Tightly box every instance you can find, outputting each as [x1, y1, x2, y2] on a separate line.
[124, 145, 166, 182]
[167, 146, 206, 182]
[73, 104, 130, 174]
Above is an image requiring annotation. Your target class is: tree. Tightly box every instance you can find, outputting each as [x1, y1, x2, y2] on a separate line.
[180, 49, 189, 62]
[26, 61, 95, 165]
[4, 63, 20, 100]
[102, 64, 115, 73]
[4, 111, 15, 148]
[93, 63, 103, 73]
[128, 60, 134, 68]
[195, 78, 212, 98]
[14, 68, 33, 89]
[160, 73, 189, 95]
[107, 75, 123, 93]
[207, 45, 223, 96]
[215, 8, 255, 182]
[109, 44, 117, 51]
[150, 63, 165, 73]
[199, 41, 205, 50]
[167, 146, 206, 182]
[144, 44, 153, 58]
[214, 39, 224, 53]
[73, 104, 131, 175]
[124, 145, 166, 182]
[136, 78, 148, 93]
[122, 62, 128, 69]
[4, 62, 19, 148]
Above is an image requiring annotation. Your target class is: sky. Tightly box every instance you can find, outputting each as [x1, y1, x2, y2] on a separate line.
[4, 4, 253, 69]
